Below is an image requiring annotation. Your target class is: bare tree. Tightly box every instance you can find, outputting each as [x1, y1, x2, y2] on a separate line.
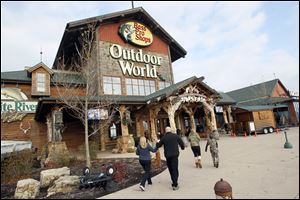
[53, 23, 117, 168]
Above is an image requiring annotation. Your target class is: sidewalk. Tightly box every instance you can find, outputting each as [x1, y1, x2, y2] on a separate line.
[99, 127, 299, 199]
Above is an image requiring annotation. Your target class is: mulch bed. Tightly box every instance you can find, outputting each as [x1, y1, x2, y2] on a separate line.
[1, 158, 167, 199]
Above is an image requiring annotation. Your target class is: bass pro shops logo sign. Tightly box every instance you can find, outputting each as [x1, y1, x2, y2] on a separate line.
[119, 22, 153, 47]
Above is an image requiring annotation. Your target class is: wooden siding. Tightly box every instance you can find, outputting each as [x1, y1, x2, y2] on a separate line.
[252, 110, 276, 130]
[50, 85, 86, 97]
[272, 82, 289, 97]
[61, 120, 85, 151]
[1, 114, 48, 153]
[31, 67, 51, 96]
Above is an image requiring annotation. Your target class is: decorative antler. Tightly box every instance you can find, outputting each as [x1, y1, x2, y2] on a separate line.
[20, 121, 31, 134]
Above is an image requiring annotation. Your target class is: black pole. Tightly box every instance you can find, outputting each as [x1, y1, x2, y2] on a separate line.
[131, 1, 134, 9]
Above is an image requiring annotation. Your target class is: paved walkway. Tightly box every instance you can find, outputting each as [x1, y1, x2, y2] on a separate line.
[99, 127, 299, 199]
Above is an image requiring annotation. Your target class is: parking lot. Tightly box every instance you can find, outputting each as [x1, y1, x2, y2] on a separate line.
[101, 127, 299, 199]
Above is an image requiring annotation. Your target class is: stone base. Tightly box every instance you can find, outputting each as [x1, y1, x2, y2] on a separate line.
[112, 135, 135, 153]
[42, 142, 70, 168]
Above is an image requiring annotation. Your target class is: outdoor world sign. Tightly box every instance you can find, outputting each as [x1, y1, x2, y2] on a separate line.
[119, 21, 153, 47]
[109, 44, 161, 78]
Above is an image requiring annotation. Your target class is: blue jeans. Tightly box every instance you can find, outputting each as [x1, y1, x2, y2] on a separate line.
[139, 159, 152, 187]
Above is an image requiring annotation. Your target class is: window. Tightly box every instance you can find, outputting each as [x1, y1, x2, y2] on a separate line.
[126, 78, 156, 96]
[37, 73, 45, 92]
[159, 81, 170, 90]
[103, 76, 121, 95]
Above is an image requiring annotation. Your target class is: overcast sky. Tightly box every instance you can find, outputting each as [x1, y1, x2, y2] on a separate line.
[1, 1, 299, 93]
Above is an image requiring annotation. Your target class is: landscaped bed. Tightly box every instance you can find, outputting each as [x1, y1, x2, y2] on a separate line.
[1, 157, 167, 199]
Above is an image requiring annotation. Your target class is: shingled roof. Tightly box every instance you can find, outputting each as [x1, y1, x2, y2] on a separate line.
[217, 92, 236, 105]
[225, 79, 291, 106]
[1, 70, 32, 83]
[1, 70, 85, 85]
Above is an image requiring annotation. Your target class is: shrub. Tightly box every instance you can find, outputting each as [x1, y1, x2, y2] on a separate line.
[1, 149, 34, 183]
[78, 140, 99, 160]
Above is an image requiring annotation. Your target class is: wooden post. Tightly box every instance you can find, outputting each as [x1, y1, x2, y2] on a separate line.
[223, 106, 229, 124]
[119, 105, 129, 136]
[149, 107, 160, 142]
[100, 125, 106, 151]
[182, 105, 196, 131]
[119, 105, 129, 153]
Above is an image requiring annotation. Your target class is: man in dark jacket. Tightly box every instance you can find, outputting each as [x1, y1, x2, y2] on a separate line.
[156, 126, 185, 190]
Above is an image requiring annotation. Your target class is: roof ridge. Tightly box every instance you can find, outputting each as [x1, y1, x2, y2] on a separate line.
[226, 79, 278, 93]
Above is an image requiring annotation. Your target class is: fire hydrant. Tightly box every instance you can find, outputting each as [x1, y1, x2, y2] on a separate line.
[214, 178, 233, 199]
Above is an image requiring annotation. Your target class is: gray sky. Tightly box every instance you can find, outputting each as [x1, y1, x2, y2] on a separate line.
[1, 1, 299, 93]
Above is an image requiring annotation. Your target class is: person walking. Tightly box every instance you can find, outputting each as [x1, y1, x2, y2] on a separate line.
[156, 127, 185, 190]
[205, 130, 219, 168]
[136, 136, 157, 191]
[188, 128, 202, 168]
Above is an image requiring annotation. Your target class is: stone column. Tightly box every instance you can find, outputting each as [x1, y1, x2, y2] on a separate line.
[114, 105, 134, 153]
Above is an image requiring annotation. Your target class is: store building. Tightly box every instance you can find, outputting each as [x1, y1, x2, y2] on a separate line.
[1, 7, 222, 153]
[226, 79, 298, 134]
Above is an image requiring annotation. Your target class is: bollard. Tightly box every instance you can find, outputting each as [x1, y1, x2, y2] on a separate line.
[283, 129, 293, 149]
[244, 132, 247, 137]
[254, 131, 257, 137]
[214, 178, 233, 199]
[276, 128, 279, 135]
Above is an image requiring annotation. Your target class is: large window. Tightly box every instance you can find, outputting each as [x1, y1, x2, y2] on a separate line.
[37, 73, 45, 92]
[126, 78, 155, 96]
[159, 81, 170, 90]
[103, 76, 121, 95]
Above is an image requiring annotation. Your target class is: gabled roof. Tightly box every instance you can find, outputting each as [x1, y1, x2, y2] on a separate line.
[226, 79, 289, 103]
[53, 7, 187, 68]
[27, 62, 54, 74]
[217, 92, 236, 105]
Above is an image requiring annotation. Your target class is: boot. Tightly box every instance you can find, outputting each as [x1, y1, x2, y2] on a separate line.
[198, 159, 202, 168]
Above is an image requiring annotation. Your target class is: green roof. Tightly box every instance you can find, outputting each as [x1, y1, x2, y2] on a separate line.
[235, 104, 288, 111]
[226, 79, 279, 103]
[1, 70, 31, 82]
[217, 92, 236, 105]
[238, 96, 292, 106]
[1, 70, 85, 85]
[146, 76, 198, 101]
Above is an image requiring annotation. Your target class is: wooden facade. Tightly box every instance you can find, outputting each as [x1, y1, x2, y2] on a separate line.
[234, 108, 276, 134]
